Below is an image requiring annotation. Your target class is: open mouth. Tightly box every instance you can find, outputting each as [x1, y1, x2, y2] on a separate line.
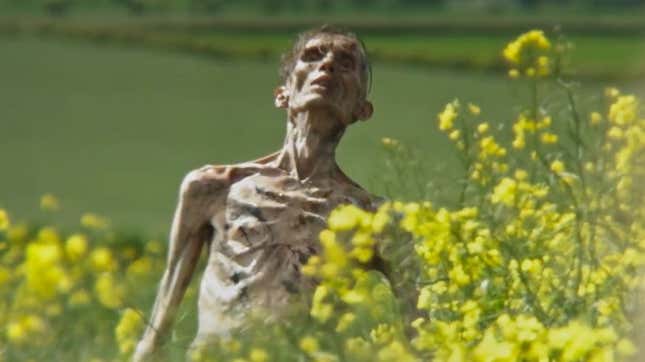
[311, 75, 332, 88]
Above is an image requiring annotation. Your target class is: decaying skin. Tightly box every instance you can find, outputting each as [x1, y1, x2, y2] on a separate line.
[133, 30, 378, 361]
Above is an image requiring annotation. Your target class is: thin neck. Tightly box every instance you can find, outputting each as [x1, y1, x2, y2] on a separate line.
[273, 108, 345, 181]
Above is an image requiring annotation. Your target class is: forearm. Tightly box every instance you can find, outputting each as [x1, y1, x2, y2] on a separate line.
[134, 235, 204, 361]
[140, 243, 202, 346]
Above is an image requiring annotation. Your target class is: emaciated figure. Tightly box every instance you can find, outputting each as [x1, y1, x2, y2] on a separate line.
[134, 26, 380, 361]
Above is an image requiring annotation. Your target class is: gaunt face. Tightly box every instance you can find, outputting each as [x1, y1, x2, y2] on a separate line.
[280, 34, 371, 125]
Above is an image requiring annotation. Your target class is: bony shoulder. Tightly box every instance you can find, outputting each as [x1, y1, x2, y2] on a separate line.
[180, 163, 269, 198]
[180, 165, 234, 199]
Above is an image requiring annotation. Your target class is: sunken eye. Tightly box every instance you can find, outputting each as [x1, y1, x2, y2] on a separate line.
[301, 47, 324, 62]
[337, 53, 356, 70]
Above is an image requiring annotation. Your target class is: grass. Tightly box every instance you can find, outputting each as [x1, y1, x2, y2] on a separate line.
[3, 18, 645, 79]
[1, 35, 644, 235]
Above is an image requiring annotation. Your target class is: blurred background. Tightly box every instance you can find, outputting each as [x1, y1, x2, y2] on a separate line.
[1, 0, 644, 236]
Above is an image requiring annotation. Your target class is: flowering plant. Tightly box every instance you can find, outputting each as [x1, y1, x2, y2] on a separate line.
[1, 30, 643, 361]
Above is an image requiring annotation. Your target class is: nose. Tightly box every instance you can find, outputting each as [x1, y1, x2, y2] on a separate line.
[318, 52, 334, 73]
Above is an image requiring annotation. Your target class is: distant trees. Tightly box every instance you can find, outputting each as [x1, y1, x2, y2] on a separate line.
[190, 0, 230, 14]
[110, 0, 171, 15]
[43, 0, 72, 16]
[30, 0, 645, 17]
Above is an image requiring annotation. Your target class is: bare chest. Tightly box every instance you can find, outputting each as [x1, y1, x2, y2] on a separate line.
[217, 172, 364, 256]
[199, 169, 374, 316]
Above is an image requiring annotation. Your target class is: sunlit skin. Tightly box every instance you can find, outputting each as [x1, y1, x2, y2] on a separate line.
[133, 33, 379, 361]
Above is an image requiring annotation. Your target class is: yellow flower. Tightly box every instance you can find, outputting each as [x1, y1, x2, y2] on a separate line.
[299, 336, 320, 354]
[0, 266, 10, 288]
[514, 169, 528, 181]
[336, 312, 356, 332]
[431, 281, 448, 294]
[468, 103, 481, 116]
[371, 203, 391, 233]
[616, 339, 636, 357]
[609, 95, 638, 125]
[311, 286, 333, 322]
[378, 341, 416, 362]
[65, 233, 88, 261]
[479, 136, 506, 158]
[438, 100, 459, 131]
[417, 286, 432, 309]
[589, 112, 602, 125]
[249, 348, 268, 362]
[537, 115, 551, 129]
[115, 308, 144, 355]
[90, 247, 116, 272]
[7, 223, 28, 244]
[540, 132, 558, 144]
[27, 241, 62, 265]
[145, 240, 163, 254]
[449, 264, 471, 286]
[345, 338, 372, 360]
[7, 321, 26, 344]
[512, 137, 525, 149]
[7, 315, 48, 345]
[605, 87, 620, 98]
[0, 208, 9, 231]
[607, 126, 624, 140]
[351, 247, 373, 263]
[536, 56, 550, 76]
[503, 30, 551, 79]
[302, 255, 320, 276]
[327, 205, 369, 231]
[550, 160, 565, 173]
[94, 273, 124, 309]
[508, 69, 520, 79]
[473, 329, 516, 362]
[81, 213, 109, 230]
[525, 67, 536, 77]
[491, 178, 517, 206]
[127, 256, 153, 278]
[40, 193, 60, 211]
[449, 129, 461, 141]
[340, 289, 366, 304]
[477, 122, 489, 134]
[381, 137, 400, 148]
[521, 259, 541, 274]
[69, 289, 91, 306]
[370, 324, 395, 344]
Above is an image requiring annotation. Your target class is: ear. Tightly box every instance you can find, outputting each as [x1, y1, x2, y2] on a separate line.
[274, 86, 289, 109]
[354, 100, 373, 122]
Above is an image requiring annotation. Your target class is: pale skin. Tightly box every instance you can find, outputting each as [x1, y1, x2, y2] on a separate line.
[133, 33, 379, 361]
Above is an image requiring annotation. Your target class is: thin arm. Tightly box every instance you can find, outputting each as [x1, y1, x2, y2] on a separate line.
[134, 171, 218, 362]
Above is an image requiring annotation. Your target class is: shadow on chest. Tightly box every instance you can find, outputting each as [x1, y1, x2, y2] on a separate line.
[224, 173, 354, 247]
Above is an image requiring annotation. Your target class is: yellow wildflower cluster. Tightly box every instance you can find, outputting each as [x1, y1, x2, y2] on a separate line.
[437, 99, 460, 132]
[300, 80, 645, 359]
[40, 193, 60, 211]
[503, 30, 552, 78]
[0, 202, 165, 360]
[0, 208, 9, 231]
[435, 100, 509, 184]
[115, 308, 145, 354]
[512, 113, 554, 150]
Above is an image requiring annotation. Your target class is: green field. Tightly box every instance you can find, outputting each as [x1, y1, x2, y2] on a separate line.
[1, 35, 644, 234]
[3, 18, 645, 79]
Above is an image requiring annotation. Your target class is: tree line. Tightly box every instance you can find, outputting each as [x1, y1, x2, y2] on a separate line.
[12, 0, 645, 17]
